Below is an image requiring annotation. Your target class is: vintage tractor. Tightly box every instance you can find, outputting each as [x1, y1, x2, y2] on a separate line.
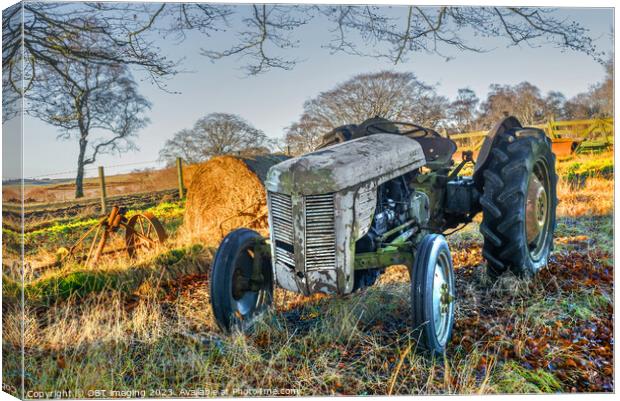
[209, 116, 557, 354]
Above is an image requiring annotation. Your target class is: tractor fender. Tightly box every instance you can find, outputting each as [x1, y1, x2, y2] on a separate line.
[472, 116, 522, 189]
[473, 116, 549, 190]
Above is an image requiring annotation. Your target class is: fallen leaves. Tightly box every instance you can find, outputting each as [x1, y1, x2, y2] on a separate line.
[117, 236, 614, 394]
[453, 247, 614, 392]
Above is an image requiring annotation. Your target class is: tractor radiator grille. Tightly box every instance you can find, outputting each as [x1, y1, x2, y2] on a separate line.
[304, 194, 336, 270]
[269, 192, 295, 270]
[269, 192, 336, 271]
[269, 192, 294, 243]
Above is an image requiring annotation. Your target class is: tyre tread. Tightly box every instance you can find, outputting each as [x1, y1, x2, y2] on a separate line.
[477, 133, 557, 278]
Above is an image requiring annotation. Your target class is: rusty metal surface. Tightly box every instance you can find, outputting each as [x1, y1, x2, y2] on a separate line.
[125, 212, 168, 258]
[551, 138, 581, 156]
[525, 174, 547, 244]
[53, 207, 168, 269]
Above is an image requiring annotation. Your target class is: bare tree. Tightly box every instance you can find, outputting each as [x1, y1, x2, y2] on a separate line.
[19, 19, 153, 198]
[159, 113, 272, 164]
[205, 6, 604, 74]
[202, 4, 312, 75]
[587, 55, 614, 117]
[1, 3, 610, 178]
[478, 85, 517, 127]
[477, 82, 547, 126]
[562, 55, 612, 120]
[1, 4, 608, 123]
[512, 82, 546, 125]
[3, 4, 604, 85]
[2, 2, 230, 95]
[325, 7, 601, 61]
[28, 59, 151, 198]
[542, 91, 567, 120]
[284, 71, 447, 154]
[449, 88, 479, 132]
[563, 93, 597, 120]
[284, 118, 327, 156]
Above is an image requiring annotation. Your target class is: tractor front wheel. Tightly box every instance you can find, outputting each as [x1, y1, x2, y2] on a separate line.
[210, 228, 273, 333]
[411, 234, 455, 355]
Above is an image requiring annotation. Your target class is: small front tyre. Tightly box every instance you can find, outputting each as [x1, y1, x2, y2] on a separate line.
[411, 234, 456, 356]
[210, 228, 273, 333]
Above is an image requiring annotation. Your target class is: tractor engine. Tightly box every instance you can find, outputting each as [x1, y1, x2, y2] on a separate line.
[357, 174, 430, 251]
[354, 174, 430, 289]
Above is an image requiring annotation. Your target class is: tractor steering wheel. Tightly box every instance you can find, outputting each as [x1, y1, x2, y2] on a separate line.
[365, 121, 441, 138]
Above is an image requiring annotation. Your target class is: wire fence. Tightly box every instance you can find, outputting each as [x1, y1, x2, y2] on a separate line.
[4, 158, 187, 210]
[22, 159, 168, 180]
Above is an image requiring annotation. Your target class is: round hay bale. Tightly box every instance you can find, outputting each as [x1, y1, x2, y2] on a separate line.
[182, 154, 289, 245]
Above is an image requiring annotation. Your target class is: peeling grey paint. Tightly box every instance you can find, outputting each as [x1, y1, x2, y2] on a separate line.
[266, 193, 302, 293]
[354, 182, 378, 238]
[265, 134, 425, 195]
[335, 190, 356, 293]
[306, 270, 338, 294]
[266, 134, 426, 296]
[291, 194, 308, 293]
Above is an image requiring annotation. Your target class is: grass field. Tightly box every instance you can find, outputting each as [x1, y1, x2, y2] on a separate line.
[2, 152, 614, 397]
[2, 163, 202, 204]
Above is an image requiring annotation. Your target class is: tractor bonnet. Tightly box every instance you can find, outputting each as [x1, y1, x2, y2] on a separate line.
[265, 133, 426, 195]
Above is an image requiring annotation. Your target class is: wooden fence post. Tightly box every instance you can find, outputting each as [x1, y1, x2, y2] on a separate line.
[98, 166, 107, 214]
[176, 157, 185, 199]
[547, 116, 555, 139]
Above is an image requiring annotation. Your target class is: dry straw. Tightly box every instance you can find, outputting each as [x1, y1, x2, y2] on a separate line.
[181, 155, 288, 246]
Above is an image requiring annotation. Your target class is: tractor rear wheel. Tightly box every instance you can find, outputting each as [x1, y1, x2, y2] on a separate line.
[479, 132, 557, 278]
[210, 228, 273, 332]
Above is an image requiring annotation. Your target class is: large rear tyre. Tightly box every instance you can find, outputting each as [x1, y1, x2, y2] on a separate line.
[411, 234, 455, 356]
[210, 228, 273, 332]
[479, 131, 557, 278]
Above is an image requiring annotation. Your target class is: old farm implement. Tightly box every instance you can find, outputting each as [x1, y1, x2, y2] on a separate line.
[451, 117, 614, 157]
[57, 206, 167, 268]
[545, 118, 614, 154]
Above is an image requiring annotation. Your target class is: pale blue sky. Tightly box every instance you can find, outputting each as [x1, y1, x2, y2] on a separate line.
[10, 5, 616, 179]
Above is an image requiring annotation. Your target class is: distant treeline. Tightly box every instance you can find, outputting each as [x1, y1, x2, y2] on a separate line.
[159, 61, 613, 161]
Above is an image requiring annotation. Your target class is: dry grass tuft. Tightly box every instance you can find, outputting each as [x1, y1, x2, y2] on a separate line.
[554, 151, 613, 217]
[557, 177, 613, 217]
